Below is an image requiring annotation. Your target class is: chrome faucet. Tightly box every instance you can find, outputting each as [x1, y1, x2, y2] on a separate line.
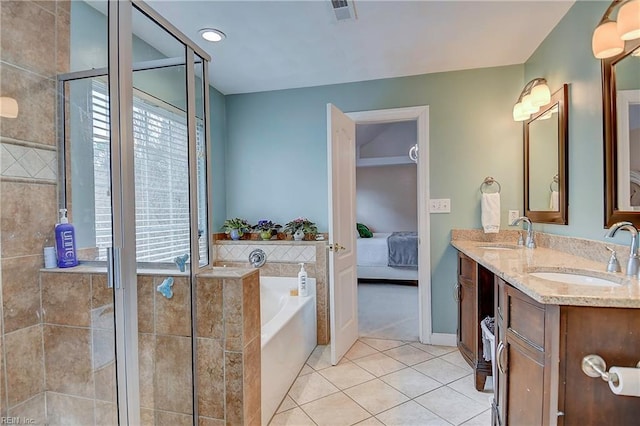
[511, 216, 536, 248]
[605, 221, 639, 276]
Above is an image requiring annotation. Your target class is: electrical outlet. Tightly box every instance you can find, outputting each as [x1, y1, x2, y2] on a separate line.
[508, 210, 520, 224]
[430, 198, 451, 213]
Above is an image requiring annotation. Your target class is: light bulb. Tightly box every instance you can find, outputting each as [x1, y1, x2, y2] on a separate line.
[617, 0, 640, 41]
[592, 20, 624, 59]
[512, 103, 529, 121]
[522, 94, 540, 115]
[531, 83, 551, 107]
[0, 97, 18, 118]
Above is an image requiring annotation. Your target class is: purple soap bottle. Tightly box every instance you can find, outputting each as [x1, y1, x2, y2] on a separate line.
[55, 208, 78, 268]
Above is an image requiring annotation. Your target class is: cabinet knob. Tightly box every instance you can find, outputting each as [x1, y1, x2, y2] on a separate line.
[453, 283, 460, 302]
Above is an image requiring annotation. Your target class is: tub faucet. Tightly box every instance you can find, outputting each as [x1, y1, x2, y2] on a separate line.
[511, 216, 536, 248]
[605, 221, 639, 276]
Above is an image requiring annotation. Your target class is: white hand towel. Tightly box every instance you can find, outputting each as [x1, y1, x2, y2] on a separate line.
[481, 192, 500, 233]
[549, 190, 559, 211]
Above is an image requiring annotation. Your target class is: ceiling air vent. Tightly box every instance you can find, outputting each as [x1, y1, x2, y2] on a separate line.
[331, 0, 356, 21]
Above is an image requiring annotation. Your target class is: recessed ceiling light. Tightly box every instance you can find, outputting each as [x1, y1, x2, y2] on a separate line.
[199, 28, 226, 43]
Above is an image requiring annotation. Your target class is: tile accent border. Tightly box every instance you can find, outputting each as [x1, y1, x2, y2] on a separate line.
[0, 139, 57, 184]
[216, 243, 316, 264]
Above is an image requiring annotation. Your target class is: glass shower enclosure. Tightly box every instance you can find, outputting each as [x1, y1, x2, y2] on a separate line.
[52, 1, 211, 423]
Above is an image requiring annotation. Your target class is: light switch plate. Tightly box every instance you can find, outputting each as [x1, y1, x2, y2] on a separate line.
[508, 210, 520, 224]
[430, 198, 451, 213]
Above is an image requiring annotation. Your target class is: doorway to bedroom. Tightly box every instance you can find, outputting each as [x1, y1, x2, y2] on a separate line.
[356, 120, 419, 341]
[346, 106, 431, 344]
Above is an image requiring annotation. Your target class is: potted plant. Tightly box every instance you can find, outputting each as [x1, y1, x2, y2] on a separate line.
[284, 217, 318, 241]
[221, 217, 251, 240]
[252, 220, 282, 240]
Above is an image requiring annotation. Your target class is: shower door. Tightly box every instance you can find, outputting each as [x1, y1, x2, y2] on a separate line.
[58, 1, 211, 424]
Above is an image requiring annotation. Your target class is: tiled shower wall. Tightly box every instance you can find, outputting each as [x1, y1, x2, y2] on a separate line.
[0, 0, 70, 418]
[214, 240, 330, 345]
[36, 268, 261, 426]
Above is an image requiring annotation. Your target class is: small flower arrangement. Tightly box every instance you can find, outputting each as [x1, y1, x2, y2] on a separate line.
[284, 217, 318, 235]
[221, 217, 251, 235]
[252, 219, 282, 233]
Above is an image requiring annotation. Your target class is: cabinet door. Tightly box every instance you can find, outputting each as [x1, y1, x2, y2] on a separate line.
[459, 277, 476, 361]
[504, 337, 546, 425]
[498, 280, 560, 426]
[493, 277, 506, 426]
[457, 252, 476, 365]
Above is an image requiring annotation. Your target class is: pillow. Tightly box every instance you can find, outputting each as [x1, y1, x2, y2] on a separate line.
[357, 223, 373, 238]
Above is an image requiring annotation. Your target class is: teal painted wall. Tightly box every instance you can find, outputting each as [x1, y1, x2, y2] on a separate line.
[224, 65, 525, 333]
[524, 0, 624, 243]
[210, 86, 227, 232]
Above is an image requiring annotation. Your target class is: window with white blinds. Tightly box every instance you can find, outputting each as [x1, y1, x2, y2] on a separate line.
[91, 81, 203, 263]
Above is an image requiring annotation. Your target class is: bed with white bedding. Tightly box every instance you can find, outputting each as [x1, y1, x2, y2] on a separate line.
[356, 232, 419, 281]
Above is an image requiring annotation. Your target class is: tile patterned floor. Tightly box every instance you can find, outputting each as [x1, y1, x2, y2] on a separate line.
[269, 338, 493, 425]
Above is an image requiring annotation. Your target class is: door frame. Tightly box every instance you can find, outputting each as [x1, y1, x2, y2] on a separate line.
[346, 105, 432, 344]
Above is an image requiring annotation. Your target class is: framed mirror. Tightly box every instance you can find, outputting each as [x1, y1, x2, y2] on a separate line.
[604, 38, 640, 228]
[524, 84, 568, 224]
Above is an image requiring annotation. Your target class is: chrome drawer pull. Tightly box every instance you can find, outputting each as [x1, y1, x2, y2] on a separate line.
[497, 341, 506, 374]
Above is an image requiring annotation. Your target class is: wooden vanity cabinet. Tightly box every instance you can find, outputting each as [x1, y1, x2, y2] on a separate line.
[456, 251, 494, 390]
[493, 277, 640, 425]
[558, 306, 640, 423]
[493, 276, 559, 426]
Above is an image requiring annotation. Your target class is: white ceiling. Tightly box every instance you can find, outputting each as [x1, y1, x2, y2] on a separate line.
[145, 0, 576, 95]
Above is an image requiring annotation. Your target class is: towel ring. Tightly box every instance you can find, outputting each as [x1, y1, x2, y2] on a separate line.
[549, 174, 559, 192]
[480, 176, 501, 194]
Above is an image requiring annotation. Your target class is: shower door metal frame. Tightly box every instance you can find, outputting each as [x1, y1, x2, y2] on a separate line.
[108, 1, 139, 424]
[111, 2, 214, 423]
[109, 2, 213, 424]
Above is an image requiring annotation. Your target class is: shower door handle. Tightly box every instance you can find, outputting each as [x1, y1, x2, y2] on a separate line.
[106, 247, 122, 290]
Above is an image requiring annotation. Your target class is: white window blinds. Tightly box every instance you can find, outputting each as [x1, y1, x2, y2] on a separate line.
[91, 81, 199, 263]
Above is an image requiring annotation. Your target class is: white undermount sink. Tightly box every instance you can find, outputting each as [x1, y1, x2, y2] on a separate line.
[477, 244, 520, 250]
[529, 271, 622, 287]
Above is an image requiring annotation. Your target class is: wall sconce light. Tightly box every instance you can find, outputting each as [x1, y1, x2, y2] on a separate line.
[592, 0, 640, 59]
[0, 97, 18, 118]
[512, 78, 551, 122]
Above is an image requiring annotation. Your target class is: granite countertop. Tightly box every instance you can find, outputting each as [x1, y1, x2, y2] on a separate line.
[451, 240, 640, 308]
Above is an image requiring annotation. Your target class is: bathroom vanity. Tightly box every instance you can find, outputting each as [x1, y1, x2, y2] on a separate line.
[452, 236, 640, 425]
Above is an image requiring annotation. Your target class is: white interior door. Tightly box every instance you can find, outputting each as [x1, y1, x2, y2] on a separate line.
[327, 103, 358, 365]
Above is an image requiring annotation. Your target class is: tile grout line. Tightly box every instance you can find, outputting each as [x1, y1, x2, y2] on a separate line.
[273, 338, 491, 425]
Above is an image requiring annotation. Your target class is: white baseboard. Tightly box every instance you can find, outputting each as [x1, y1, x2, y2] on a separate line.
[427, 333, 457, 347]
